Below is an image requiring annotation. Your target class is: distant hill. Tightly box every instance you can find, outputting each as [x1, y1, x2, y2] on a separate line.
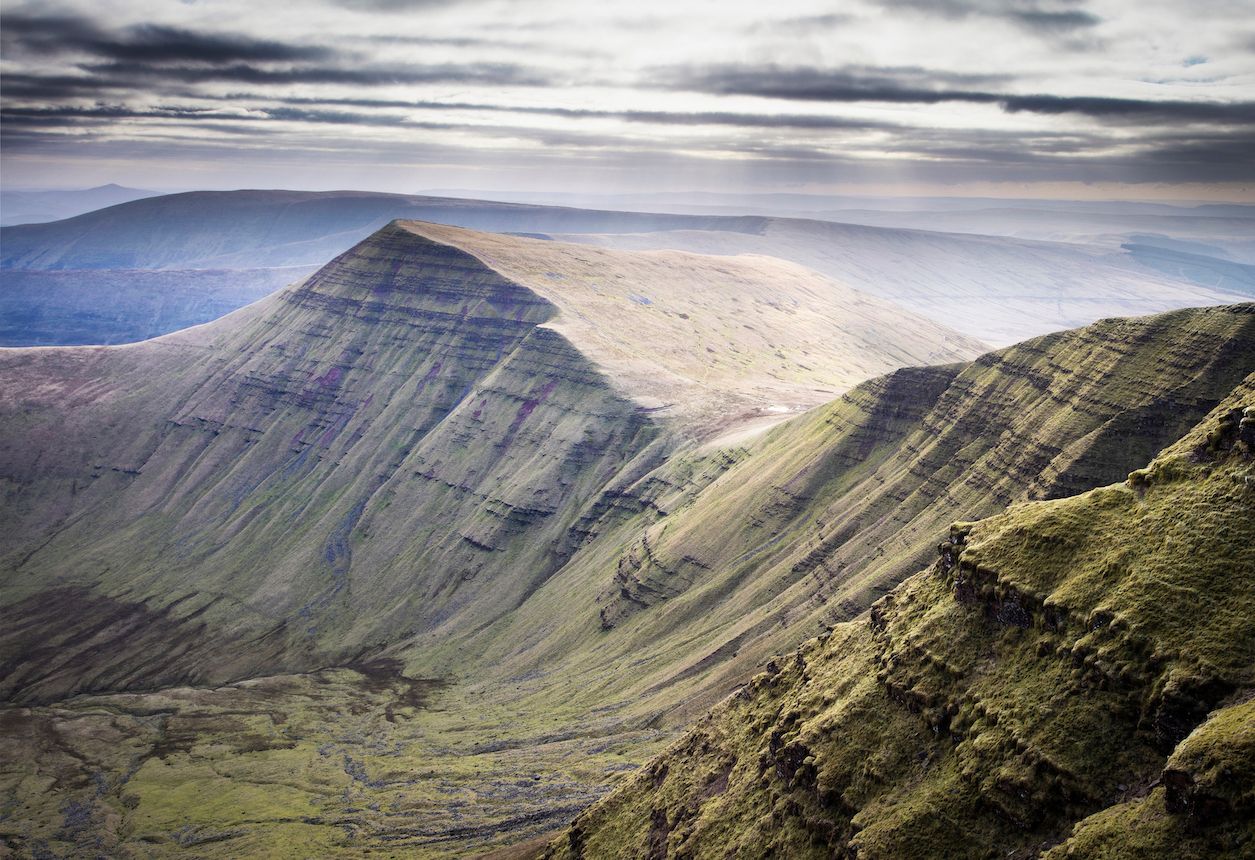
[0, 189, 708, 270]
[2, 189, 1248, 347]
[0, 184, 160, 227]
[564, 220, 1249, 345]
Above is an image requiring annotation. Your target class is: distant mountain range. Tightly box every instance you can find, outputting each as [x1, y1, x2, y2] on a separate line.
[0, 183, 161, 227]
[2, 189, 1250, 348]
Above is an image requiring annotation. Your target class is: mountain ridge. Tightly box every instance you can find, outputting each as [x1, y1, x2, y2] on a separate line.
[2, 219, 1253, 857]
[0, 219, 977, 705]
[544, 372, 1255, 859]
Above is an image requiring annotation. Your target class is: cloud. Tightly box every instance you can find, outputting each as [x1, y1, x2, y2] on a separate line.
[326, 0, 474, 9]
[0, 10, 553, 98]
[879, 0, 1102, 34]
[216, 94, 898, 130]
[746, 13, 855, 35]
[1, 1, 1250, 194]
[0, 12, 330, 63]
[659, 64, 1009, 105]
[664, 64, 1255, 126]
[78, 59, 552, 87]
[999, 94, 1255, 124]
[1006, 9, 1101, 33]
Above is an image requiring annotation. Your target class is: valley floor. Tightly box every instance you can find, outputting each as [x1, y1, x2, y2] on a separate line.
[1, 666, 663, 858]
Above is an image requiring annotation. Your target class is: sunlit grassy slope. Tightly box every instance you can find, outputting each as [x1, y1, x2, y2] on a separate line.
[562, 220, 1247, 346]
[547, 375, 1255, 860]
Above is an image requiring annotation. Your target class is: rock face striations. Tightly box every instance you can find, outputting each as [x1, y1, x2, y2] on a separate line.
[0, 222, 647, 701]
[547, 374, 1255, 860]
[473, 304, 1255, 733]
[0, 220, 976, 704]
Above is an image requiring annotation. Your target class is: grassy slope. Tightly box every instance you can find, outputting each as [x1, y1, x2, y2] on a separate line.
[2, 305, 1251, 857]
[562, 222, 1248, 346]
[402, 222, 982, 437]
[430, 305, 1255, 729]
[0, 222, 656, 701]
[0, 220, 976, 704]
[546, 376, 1255, 859]
[3, 220, 1253, 856]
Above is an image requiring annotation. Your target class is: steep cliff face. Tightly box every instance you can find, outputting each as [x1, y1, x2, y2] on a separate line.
[0, 220, 977, 704]
[0, 223, 660, 701]
[459, 305, 1255, 733]
[548, 376, 1255, 860]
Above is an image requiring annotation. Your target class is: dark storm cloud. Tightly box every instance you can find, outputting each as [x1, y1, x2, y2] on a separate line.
[880, 0, 1101, 34]
[1000, 95, 1255, 124]
[0, 73, 132, 101]
[665, 64, 1255, 126]
[660, 65, 1010, 105]
[0, 61, 551, 104]
[77, 59, 552, 88]
[0, 10, 553, 101]
[1007, 9, 1101, 33]
[0, 12, 330, 63]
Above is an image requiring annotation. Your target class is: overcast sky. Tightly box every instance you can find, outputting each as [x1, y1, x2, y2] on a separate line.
[2, 0, 1253, 200]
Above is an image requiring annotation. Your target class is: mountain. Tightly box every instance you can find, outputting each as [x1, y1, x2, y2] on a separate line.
[0, 267, 314, 346]
[2, 211, 1250, 855]
[2, 190, 1247, 348]
[0, 219, 978, 706]
[549, 375, 1255, 860]
[0, 184, 160, 227]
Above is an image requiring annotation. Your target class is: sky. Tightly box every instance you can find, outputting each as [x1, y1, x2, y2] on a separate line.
[2, 0, 1254, 200]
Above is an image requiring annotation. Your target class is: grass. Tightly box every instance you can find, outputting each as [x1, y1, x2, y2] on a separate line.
[546, 374, 1255, 858]
[2, 218, 1253, 857]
